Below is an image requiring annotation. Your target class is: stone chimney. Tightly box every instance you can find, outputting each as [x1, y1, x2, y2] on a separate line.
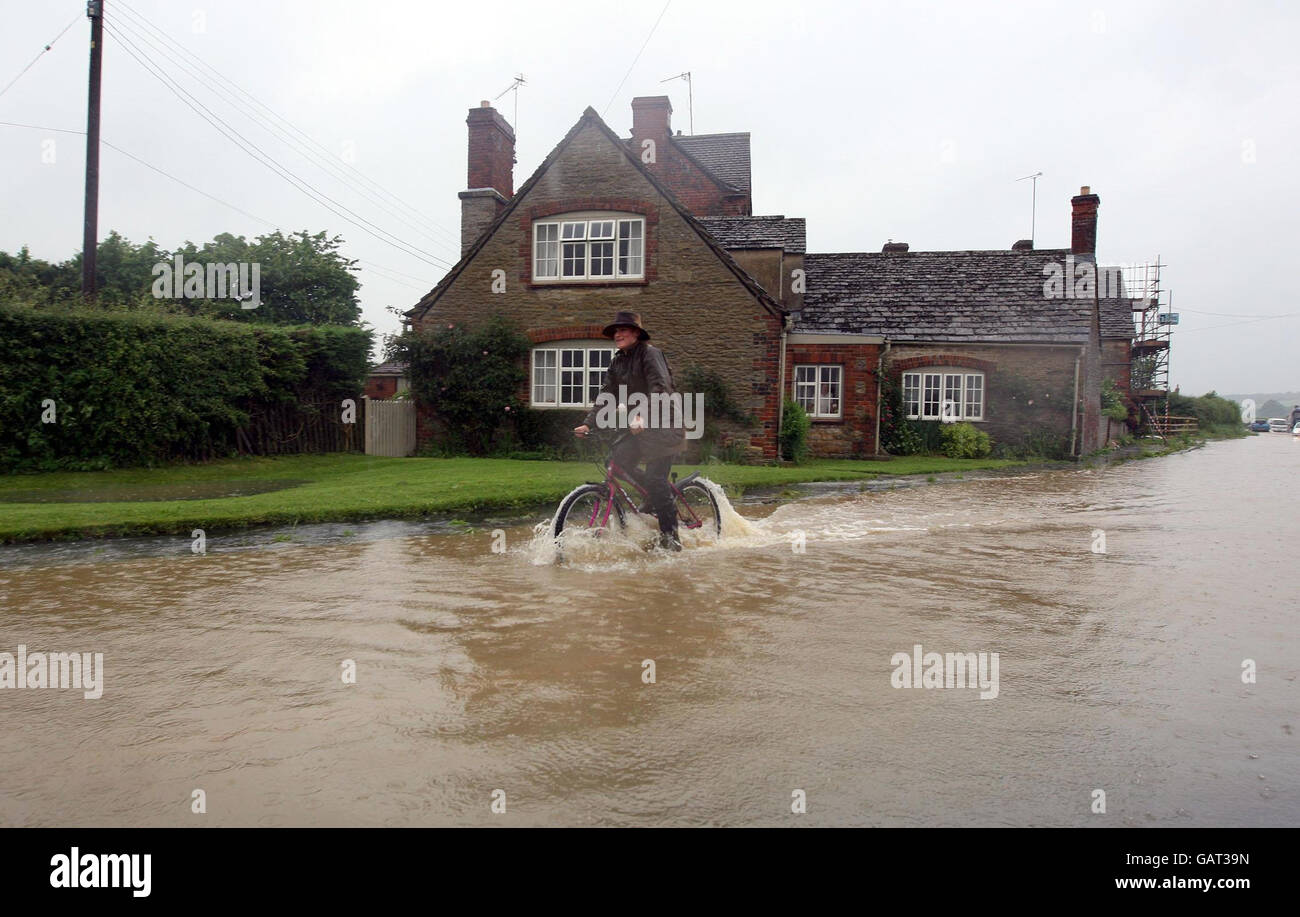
[459, 101, 515, 256]
[882, 241, 909, 253]
[1012, 239, 1033, 251]
[630, 96, 672, 163]
[1071, 185, 1100, 255]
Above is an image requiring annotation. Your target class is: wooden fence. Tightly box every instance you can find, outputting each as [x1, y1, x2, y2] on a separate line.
[365, 397, 416, 457]
[1147, 413, 1198, 437]
[236, 399, 364, 455]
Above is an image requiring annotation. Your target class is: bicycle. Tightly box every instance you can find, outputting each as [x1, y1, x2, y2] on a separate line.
[552, 429, 723, 550]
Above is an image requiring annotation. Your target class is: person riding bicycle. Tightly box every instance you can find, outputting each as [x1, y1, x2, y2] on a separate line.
[573, 311, 686, 551]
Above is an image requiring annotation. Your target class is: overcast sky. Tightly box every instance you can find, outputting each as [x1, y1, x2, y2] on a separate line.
[2, 0, 1297, 395]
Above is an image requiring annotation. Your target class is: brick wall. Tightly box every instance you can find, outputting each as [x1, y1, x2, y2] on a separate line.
[784, 341, 881, 457]
[414, 120, 779, 457]
[628, 97, 749, 216]
[365, 376, 398, 400]
[1101, 339, 1132, 396]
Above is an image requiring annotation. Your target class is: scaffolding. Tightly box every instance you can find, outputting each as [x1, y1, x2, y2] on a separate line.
[1119, 257, 1181, 434]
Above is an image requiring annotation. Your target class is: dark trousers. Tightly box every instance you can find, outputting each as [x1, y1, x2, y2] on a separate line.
[611, 437, 676, 534]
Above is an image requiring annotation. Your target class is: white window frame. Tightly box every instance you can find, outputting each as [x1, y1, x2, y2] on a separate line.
[902, 369, 985, 421]
[794, 364, 842, 419]
[533, 215, 645, 282]
[531, 343, 616, 408]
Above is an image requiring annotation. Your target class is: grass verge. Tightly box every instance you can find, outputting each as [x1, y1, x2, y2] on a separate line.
[0, 453, 1025, 543]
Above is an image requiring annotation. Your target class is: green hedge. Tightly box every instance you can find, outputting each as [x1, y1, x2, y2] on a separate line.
[0, 303, 370, 471]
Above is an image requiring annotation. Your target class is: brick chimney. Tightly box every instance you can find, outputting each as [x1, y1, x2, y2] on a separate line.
[1071, 185, 1100, 255]
[630, 96, 672, 163]
[459, 101, 515, 256]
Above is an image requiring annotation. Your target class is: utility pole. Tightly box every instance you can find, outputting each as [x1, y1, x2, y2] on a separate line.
[83, 0, 104, 300]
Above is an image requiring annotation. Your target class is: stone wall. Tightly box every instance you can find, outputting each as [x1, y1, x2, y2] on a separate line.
[887, 344, 1086, 454]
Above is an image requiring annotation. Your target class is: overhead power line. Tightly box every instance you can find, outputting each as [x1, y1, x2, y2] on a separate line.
[603, 0, 672, 117]
[113, 0, 462, 254]
[100, 17, 454, 271]
[1, 120, 434, 293]
[0, 11, 82, 99]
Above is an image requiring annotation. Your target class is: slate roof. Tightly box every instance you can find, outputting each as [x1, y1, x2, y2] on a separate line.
[369, 361, 408, 375]
[797, 248, 1131, 344]
[1099, 294, 1135, 339]
[697, 215, 806, 253]
[672, 132, 750, 191]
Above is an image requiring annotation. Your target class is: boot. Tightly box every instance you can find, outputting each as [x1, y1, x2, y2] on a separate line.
[656, 526, 682, 552]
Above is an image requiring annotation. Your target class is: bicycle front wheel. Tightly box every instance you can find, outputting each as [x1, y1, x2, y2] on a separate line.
[554, 483, 624, 540]
[677, 480, 722, 541]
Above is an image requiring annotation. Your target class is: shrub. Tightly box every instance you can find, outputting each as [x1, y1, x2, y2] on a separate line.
[1168, 390, 1248, 437]
[1101, 378, 1129, 422]
[393, 315, 531, 455]
[939, 422, 991, 459]
[779, 398, 811, 463]
[679, 364, 753, 454]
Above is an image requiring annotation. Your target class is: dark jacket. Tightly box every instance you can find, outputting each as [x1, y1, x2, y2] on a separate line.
[583, 341, 687, 459]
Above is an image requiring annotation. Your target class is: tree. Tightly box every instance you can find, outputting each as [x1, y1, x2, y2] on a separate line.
[0, 230, 363, 325]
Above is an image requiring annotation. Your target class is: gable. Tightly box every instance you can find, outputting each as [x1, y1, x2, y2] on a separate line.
[408, 108, 780, 323]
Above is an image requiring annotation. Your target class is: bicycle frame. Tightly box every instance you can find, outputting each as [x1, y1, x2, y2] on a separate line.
[579, 433, 710, 531]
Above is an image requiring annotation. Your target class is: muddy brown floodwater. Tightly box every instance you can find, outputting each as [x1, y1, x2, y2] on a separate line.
[0, 436, 1296, 826]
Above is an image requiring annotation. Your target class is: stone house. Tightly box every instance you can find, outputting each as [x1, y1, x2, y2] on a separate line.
[407, 96, 1133, 458]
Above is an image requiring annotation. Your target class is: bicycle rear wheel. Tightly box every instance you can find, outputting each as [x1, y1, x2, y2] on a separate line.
[676, 480, 722, 541]
[554, 483, 624, 540]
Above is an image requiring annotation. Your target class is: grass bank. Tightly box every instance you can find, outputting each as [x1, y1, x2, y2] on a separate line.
[0, 453, 1026, 543]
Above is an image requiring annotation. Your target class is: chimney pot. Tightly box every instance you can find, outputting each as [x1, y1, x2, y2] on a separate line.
[480, 100, 490, 107]
[1080, 185, 1090, 195]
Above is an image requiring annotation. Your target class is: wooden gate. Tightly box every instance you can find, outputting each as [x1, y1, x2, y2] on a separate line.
[365, 397, 416, 457]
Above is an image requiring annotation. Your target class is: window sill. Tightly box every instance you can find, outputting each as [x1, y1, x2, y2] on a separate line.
[529, 278, 648, 289]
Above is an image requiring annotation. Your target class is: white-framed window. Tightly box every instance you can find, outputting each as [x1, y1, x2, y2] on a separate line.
[531, 344, 616, 407]
[533, 215, 644, 281]
[794, 364, 842, 418]
[902, 369, 985, 421]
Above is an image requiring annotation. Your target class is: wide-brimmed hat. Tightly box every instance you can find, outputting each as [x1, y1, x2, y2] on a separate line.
[602, 310, 650, 341]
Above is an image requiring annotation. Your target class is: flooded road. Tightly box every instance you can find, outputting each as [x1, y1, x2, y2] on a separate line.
[1, 436, 1296, 826]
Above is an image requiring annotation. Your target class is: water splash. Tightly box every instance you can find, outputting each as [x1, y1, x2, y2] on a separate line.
[526, 476, 770, 566]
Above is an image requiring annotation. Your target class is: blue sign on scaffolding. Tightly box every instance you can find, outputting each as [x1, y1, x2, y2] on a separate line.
[1158, 313, 1180, 325]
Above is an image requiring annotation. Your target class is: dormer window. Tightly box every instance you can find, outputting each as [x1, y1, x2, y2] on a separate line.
[534, 215, 644, 282]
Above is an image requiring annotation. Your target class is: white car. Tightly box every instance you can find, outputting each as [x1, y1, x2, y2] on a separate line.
[1293, 422, 1300, 435]
[1268, 418, 1289, 432]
